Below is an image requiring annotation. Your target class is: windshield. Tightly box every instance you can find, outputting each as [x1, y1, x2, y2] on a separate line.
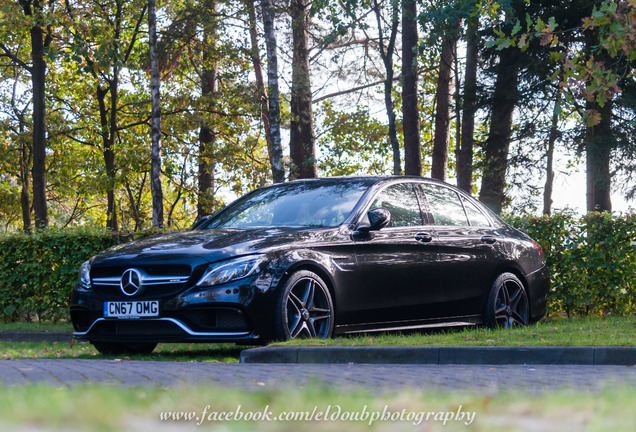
[202, 180, 371, 229]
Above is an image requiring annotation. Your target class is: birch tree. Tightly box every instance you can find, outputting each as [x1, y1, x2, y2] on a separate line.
[260, 0, 285, 182]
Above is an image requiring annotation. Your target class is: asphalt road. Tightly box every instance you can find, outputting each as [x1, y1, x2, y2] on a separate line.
[1, 359, 634, 392]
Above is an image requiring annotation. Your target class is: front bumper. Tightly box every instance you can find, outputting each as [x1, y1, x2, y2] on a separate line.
[70, 273, 280, 343]
[72, 316, 257, 343]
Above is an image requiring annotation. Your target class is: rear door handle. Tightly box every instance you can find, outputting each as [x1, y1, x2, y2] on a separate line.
[415, 233, 433, 243]
[481, 235, 497, 244]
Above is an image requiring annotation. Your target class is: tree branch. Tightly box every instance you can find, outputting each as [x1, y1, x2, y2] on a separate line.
[0, 44, 31, 72]
[313, 77, 399, 103]
[123, 4, 148, 64]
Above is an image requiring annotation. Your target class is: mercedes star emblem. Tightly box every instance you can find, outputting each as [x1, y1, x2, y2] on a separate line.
[120, 268, 143, 296]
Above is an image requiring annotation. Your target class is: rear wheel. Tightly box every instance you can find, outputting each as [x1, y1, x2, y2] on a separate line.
[485, 272, 529, 328]
[92, 341, 157, 355]
[274, 270, 334, 341]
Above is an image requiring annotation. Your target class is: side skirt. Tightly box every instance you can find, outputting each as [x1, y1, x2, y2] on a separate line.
[334, 316, 482, 335]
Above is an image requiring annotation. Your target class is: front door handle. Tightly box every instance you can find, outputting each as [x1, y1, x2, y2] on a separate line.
[415, 233, 433, 243]
[481, 235, 497, 244]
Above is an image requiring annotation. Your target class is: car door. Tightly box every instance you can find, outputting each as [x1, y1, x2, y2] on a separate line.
[346, 182, 440, 326]
[417, 183, 501, 317]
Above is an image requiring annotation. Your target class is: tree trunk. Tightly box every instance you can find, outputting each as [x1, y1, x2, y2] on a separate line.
[104, 2, 123, 231]
[197, 125, 216, 218]
[18, 117, 32, 234]
[585, 99, 613, 212]
[372, 0, 400, 175]
[72, 0, 144, 231]
[197, 4, 218, 219]
[453, 47, 461, 180]
[402, 0, 420, 176]
[11, 78, 32, 234]
[20, 143, 32, 234]
[251, 0, 285, 183]
[124, 180, 142, 231]
[289, 0, 316, 179]
[478, 47, 520, 214]
[431, 33, 456, 181]
[97, 82, 119, 232]
[95, 84, 117, 231]
[457, 13, 478, 194]
[543, 87, 561, 216]
[583, 28, 612, 213]
[247, 0, 272, 176]
[104, 154, 118, 230]
[21, 0, 50, 229]
[148, 0, 163, 228]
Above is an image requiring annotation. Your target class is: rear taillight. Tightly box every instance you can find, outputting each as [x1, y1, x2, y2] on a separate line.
[532, 239, 544, 259]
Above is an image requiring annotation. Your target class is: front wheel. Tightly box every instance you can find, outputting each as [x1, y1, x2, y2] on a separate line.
[274, 270, 334, 341]
[484, 272, 529, 328]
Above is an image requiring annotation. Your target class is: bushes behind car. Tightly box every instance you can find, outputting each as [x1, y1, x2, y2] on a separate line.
[0, 212, 633, 322]
[509, 211, 636, 317]
[0, 227, 159, 322]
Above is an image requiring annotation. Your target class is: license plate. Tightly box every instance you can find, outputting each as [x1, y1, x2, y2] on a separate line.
[104, 301, 159, 318]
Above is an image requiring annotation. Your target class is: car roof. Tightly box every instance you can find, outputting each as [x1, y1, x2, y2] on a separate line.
[277, 175, 447, 186]
[273, 176, 474, 195]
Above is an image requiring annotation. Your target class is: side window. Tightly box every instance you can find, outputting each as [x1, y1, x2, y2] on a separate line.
[420, 184, 468, 226]
[370, 183, 422, 227]
[461, 196, 491, 227]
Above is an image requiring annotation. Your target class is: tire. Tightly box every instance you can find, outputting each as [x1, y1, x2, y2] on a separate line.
[92, 341, 158, 355]
[484, 272, 529, 328]
[274, 270, 334, 341]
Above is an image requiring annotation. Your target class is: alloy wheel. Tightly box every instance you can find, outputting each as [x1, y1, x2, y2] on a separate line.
[493, 277, 529, 328]
[284, 275, 333, 339]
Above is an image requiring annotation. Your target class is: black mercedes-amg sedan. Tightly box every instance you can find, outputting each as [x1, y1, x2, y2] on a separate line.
[70, 176, 549, 354]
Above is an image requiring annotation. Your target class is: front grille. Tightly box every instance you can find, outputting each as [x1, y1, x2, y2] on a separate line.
[92, 265, 191, 278]
[91, 265, 191, 299]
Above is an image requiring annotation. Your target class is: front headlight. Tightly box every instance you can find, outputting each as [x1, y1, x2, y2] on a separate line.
[78, 260, 91, 289]
[197, 255, 263, 287]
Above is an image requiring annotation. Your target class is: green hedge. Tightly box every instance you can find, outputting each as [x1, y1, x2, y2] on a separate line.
[508, 211, 636, 317]
[0, 213, 634, 322]
[0, 227, 160, 322]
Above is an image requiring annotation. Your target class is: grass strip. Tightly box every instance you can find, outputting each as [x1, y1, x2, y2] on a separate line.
[275, 315, 636, 347]
[0, 322, 73, 332]
[0, 383, 633, 431]
[1, 341, 245, 362]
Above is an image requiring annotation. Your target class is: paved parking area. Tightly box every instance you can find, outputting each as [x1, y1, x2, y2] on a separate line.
[1, 359, 634, 392]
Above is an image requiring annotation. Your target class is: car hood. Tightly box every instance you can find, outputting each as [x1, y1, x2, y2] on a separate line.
[92, 227, 340, 267]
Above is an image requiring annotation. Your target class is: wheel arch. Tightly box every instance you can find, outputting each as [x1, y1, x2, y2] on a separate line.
[495, 266, 529, 293]
[493, 266, 532, 311]
[278, 261, 338, 313]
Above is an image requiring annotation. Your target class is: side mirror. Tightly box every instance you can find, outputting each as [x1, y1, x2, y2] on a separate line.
[354, 208, 391, 233]
[191, 215, 212, 230]
[368, 208, 391, 230]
